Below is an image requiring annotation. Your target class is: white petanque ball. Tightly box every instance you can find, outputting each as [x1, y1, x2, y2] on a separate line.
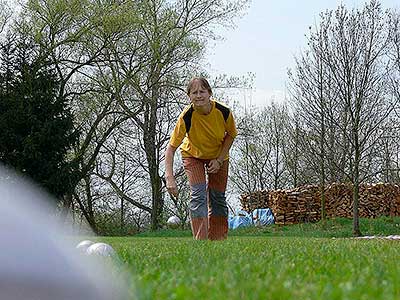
[167, 216, 180, 229]
[86, 243, 116, 257]
[76, 240, 94, 253]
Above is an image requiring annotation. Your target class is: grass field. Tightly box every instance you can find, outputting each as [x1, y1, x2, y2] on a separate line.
[98, 217, 400, 300]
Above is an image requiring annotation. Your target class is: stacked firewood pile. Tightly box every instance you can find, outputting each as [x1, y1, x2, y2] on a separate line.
[239, 190, 269, 212]
[269, 185, 321, 225]
[239, 183, 400, 225]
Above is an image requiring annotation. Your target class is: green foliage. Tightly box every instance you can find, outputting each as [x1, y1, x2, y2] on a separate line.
[0, 39, 78, 197]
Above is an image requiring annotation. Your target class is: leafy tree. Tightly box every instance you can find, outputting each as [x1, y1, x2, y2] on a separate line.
[102, 0, 251, 229]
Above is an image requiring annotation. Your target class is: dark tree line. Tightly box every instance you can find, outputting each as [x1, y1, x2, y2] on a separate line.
[0, 38, 77, 197]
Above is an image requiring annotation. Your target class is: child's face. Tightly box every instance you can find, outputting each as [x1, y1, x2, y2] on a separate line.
[188, 80, 211, 108]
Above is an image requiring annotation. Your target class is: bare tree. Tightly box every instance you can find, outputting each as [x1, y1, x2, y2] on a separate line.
[286, 1, 399, 234]
[288, 13, 342, 220]
[266, 102, 290, 189]
[230, 103, 268, 194]
[0, 0, 11, 34]
[230, 101, 290, 195]
[304, 1, 394, 235]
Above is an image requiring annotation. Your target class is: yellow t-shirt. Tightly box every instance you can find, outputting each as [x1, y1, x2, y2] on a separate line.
[169, 100, 238, 159]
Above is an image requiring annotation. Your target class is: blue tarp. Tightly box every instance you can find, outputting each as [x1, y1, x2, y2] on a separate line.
[228, 208, 274, 229]
[228, 210, 252, 229]
[252, 208, 274, 226]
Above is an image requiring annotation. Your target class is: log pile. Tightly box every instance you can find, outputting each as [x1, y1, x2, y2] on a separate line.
[239, 183, 400, 225]
[324, 183, 353, 218]
[239, 190, 269, 212]
[268, 185, 321, 225]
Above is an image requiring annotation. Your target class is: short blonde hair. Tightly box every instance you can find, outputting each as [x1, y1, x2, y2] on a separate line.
[186, 77, 213, 95]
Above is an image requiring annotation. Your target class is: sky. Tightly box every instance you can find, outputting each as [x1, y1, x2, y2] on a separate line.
[206, 0, 400, 107]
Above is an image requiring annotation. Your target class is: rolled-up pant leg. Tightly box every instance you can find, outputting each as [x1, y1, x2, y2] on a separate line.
[207, 160, 229, 240]
[183, 157, 208, 240]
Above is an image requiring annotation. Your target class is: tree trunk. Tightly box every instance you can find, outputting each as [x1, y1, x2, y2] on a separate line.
[319, 58, 326, 221]
[61, 192, 73, 222]
[353, 132, 362, 237]
[73, 191, 99, 234]
[145, 70, 164, 230]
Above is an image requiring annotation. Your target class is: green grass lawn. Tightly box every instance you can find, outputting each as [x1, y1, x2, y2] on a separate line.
[98, 217, 400, 300]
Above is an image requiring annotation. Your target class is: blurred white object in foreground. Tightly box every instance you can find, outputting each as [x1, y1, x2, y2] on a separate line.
[167, 215, 181, 229]
[86, 242, 116, 257]
[0, 165, 131, 300]
[76, 240, 95, 253]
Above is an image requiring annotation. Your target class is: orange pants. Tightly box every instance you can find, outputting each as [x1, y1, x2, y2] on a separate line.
[183, 157, 229, 240]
